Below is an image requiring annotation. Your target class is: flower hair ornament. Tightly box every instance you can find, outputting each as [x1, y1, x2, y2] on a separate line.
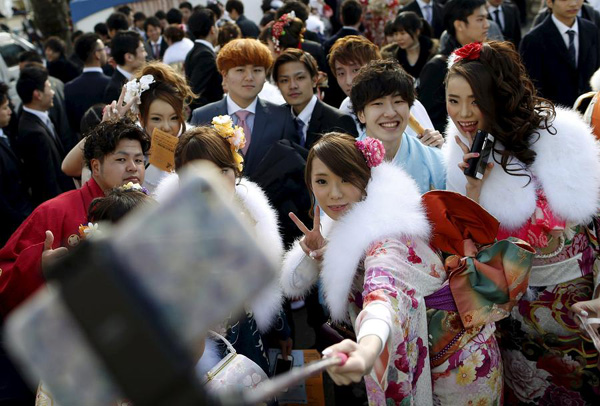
[78, 222, 100, 240]
[211, 115, 246, 172]
[119, 182, 150, 195]
[355, 137, 385, 168]
[123, 74, 156, 113]
[271, 11, 297, 53]
[448, 42, 483, 68]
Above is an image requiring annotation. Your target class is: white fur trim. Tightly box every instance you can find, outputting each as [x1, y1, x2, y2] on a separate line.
[154, 174, 285, 333]
[320, 162, 430, 322]
[443, 107, 600, 230]
[195, 338, 221, 376]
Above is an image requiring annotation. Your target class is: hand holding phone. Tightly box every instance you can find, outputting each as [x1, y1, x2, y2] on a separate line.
[463, 130, 495, 179]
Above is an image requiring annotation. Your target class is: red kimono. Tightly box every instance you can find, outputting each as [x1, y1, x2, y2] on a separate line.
[0, 178, 104, 316]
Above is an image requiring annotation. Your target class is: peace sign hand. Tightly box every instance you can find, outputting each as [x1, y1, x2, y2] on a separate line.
[455, 136, 493, 203]
[289, 208, 327, 261]
[102, 86, 139, 122]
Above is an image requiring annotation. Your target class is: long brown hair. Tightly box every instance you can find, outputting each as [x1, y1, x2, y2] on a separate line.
[305, 132, 371, 216]
[446, 41, 555, 176]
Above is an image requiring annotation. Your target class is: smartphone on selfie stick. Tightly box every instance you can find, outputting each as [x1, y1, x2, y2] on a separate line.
[463, 130, 495, 179]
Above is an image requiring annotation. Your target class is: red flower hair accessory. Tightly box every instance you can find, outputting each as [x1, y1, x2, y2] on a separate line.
[271, 11, 296, 53]
[356, 137, 385, 168]
[448, 42, 483, 68]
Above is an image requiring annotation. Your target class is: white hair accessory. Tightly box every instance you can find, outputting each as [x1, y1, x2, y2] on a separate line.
[123, 74, 155, 113]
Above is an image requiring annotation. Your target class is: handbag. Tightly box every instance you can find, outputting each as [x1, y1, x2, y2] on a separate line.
[202, 331, 269, 393]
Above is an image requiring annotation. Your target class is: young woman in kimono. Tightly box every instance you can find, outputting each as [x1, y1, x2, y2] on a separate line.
[443, 41, 600, 405]
[281, 132, 534, 405]
[155, 120, 291, 377]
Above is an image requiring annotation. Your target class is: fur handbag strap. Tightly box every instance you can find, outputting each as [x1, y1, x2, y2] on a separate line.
[207, 330, 237, 355]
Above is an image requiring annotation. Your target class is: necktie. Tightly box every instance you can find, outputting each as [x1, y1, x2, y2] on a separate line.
[493, 9, 503, 31]
[295, 117, 305, 146]
[423, 4, 432, 25]
[45, 117, 58, 140]
[0, 133, 10, 148]
[235, 110, 252, 154]
[567, 30, 576, 67]
[154, 43, 160, 59]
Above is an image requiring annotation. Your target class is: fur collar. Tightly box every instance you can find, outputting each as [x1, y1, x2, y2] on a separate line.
[320, 162, 430, 322]
[443, 107, 600, 231]
[154, 173, 284, 332]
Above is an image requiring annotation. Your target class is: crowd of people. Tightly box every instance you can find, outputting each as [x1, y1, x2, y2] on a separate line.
[1, 0, 600, 404]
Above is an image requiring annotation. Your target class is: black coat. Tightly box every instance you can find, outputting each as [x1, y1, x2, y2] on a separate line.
[300, 40, 327, 73]
[399, 0, 444, 39]
[301, 99, 358, 148]
[184, 42, 223, 110]
[236, 15, 260, 38]
[323, 27, 362, 56]
[47, 56, 81, 85]
[520, 16, 600, 107]
[65, 70, 111, 134]
[14, 111, 74, 206]
[395, 35, 436, 79]
[487, 3, 522, 48]
[103, 69, 128, 104]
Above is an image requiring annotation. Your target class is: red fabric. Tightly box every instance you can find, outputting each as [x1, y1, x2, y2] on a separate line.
[422, 190, 499, 256]
[0, 178, 104, 316]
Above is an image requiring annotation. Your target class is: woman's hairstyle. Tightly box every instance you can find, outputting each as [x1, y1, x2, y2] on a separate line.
[393, 11, 432, 40]
[217, 21, 242, 48]
[217, 39, 274, 72]
[88, 188, 152, 223]
[446, 41, 555, 173]
[351, 59, 416, 116]
[135, 62, 196, 133]
[84, 118, 150, 169]
[164, 25, 185, 43]
[174, 126, 241, 177]
[305, 132, 371, 215]
[327, 35, 381, 72]
[272, 16, 305, 50]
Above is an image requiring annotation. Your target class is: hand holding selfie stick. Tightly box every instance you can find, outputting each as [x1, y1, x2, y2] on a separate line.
[243, 353, 348, 404]
[408, 114, 425, 136]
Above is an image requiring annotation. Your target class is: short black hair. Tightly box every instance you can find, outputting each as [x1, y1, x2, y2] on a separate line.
[18, 50, 43, 64]
[111, 31, 142, 66]
[276, 1, 309, 22]
[273, 48, 319, 86]
[44, 36, 65, 56]
[155, 10, 167, 20]
[144, 16, 162, 32]
[84, 118, 150, 169]
[133, 11, 147, 22]
[106, 12, 130, 32]
[188, 9, 216, 39]
[94, 22, 109, 37]
[80, 104, 104, 136]
[341, 0, 362, 26]
[350, 59, 415, 119]
[88, 188, 152, 223]
[179, 1, 193, 11]
[225, 0, 244, 15]
[443, 0, 486, 37]
[0, 81, 9, 104]
[16, 66, 48, 104]
[75, 33, 101, 63]
[206, 3, 223, 19]
[167, 8, 183, 24]
[117, 5, 132, 16]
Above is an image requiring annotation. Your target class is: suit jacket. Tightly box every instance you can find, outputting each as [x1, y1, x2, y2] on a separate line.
[47, 56, 81, 86]
[103, 69, 128, 104]
[145, 36, 169, 60]
[48, 76, 77, 153]
[532, 4, 600, 29]
[190, 97, 296, 177]
[520, 16, 600, 107]
[184, 42, 224, 110]
[301, 99, 358, 148]
[0, 137, 32, 246]
[487, 3, 521, 48]
[400, 1, 444, 39]
[236, 15, 260, 39]
[323, 27, 362, 56]
[14, 111, 74, 206]
[65, 71, 111, 134]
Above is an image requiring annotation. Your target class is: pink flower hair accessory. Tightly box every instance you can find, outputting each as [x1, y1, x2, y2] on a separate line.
[448, 42, 483, 68]
[271, 11, 296, 53]
[356, 137, 385, 168]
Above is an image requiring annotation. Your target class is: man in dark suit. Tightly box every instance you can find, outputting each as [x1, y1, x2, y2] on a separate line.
[487, 0, 521, 48]
[520, 0, 600, 107]
[144, 16, 169, 60]
[15, 66, 74, 207]
[273, 49, 358, 149]
[65, 33, 110, 135]
[104, 31, 147, 103]
[226, 0, 260, 38]
[185, 8, 223, 110]
[399, 0, 444, 38]
[532, 0, 600, 29]
[0, 82, 32, 246]
[323, 0, 363, 56]
[190, 38, 295, 178]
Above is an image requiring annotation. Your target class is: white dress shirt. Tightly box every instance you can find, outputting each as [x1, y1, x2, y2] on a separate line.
[227, 95, 258, 133]
[291, 94, 318, 144]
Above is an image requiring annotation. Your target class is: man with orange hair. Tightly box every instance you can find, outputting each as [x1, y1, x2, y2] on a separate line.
[190, 38, 296, 177]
